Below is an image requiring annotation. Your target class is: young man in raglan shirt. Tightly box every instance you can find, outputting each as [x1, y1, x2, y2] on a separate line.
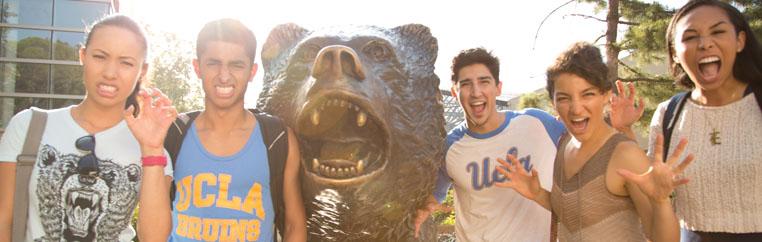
[414, 48, 642, 241]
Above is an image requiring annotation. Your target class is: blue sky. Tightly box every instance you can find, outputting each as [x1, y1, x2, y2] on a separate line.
[122, 0, 686, 103]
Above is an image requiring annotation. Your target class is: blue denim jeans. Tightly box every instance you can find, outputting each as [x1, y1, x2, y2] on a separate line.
[681, 227, 762, 242]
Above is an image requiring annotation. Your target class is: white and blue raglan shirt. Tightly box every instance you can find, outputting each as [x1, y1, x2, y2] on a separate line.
[434, 109, 565, 242]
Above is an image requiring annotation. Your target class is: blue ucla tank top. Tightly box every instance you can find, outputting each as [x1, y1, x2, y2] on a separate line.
[170, 121, 274, 242]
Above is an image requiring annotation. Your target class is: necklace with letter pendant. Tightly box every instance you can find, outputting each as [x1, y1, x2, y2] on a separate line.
[709, 128, 721, 145]
[704, 110, 721, 146]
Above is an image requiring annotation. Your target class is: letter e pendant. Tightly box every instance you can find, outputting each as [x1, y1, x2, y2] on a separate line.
[709, 129, 721, 145]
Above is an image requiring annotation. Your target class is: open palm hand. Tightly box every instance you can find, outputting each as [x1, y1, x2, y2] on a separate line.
[617, 134, 694, 203]
[495, 154, 542, 201]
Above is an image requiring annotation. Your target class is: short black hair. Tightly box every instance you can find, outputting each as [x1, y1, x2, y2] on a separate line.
[196, 18, 257, 63]
[450, 47, 500, 85]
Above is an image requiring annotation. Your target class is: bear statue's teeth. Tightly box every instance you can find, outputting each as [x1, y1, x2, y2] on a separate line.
[311, 110, 320, 126]
[338, 168, 345, 177]
[357, 111, 367, 127]
[350, 166, 357, 175]
[340, 100, 347, 107]
[312, 158, 367, 177]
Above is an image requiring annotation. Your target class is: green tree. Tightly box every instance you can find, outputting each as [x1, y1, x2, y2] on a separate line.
[144, 26, 202, 113]
[15, 37, 50, 93]
[517, 91, 554, 115]
[52, 40, 84, 96]
[619, 0, 760, 133]
[546, 0, 761, 136]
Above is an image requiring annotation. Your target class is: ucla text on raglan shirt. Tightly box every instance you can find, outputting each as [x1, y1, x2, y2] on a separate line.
[435, 109, 564, 242]
[170, 122, 275, 242]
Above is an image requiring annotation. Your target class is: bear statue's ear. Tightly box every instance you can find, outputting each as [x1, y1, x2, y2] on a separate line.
[262, 23, 309, 72]
[392, 24, 438, 75]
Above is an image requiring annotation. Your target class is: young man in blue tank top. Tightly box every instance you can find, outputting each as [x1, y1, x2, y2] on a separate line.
[167, 19, 307, 242]
[412, 48, 643, 241]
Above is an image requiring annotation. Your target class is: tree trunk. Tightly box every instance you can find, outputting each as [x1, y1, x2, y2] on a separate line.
[606, 0, 620, 85]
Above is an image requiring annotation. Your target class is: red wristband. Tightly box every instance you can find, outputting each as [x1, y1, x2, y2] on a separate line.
[142, 156, 167, 167]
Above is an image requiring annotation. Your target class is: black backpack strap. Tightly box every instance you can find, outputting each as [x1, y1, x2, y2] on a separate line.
[13, 108, 47, 242]
[165, 110, 201, 207]
[661, 92, 689, 162]
[250, 108, 288, 241]
[745, 83, 762, 113]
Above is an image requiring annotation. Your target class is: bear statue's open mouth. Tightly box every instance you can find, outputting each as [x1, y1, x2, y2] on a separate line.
[296, 92, 390, 186]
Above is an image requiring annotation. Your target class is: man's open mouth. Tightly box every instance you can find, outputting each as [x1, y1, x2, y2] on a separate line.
[296, 92, 390, 186]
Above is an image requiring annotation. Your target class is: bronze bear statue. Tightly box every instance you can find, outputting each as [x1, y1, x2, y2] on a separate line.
[257, 23, 445, 241]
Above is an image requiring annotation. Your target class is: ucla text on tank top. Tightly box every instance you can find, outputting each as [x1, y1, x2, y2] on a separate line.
[170, 122, 274, 242]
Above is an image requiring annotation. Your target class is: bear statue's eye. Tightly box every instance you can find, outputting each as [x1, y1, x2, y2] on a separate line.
[362, 41, 393, 62]
[298, 44, 321, 63]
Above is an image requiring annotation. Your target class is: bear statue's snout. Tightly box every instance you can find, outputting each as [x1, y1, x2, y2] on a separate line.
[311, 45, 366, 82]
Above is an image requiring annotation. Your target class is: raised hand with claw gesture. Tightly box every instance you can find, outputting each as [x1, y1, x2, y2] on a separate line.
[495, 155, 552, 210]
[123, 87, 178, 241]
[123, 87, 178, 156]
[610, 80, 645, 140]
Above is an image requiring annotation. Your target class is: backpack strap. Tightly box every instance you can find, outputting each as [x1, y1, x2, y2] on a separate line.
[13, 108, 47, 242]
[661, 92, 689, 162]
[163, 109, 290, 240]
[165, 110, 201, 207]
[251, 109, 288, 241]
[745, 83, 762, 113]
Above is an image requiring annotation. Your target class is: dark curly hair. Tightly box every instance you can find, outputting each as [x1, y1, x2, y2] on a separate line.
[450, 47, 500, 85]
[546, 42, 611, 98]
[666, 0, 762, 88]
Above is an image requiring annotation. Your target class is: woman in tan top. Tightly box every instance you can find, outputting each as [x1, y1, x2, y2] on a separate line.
[495, 42, 694, 242]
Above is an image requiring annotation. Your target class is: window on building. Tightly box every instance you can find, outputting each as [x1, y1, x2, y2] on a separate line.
[0, 0, 111, 128]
